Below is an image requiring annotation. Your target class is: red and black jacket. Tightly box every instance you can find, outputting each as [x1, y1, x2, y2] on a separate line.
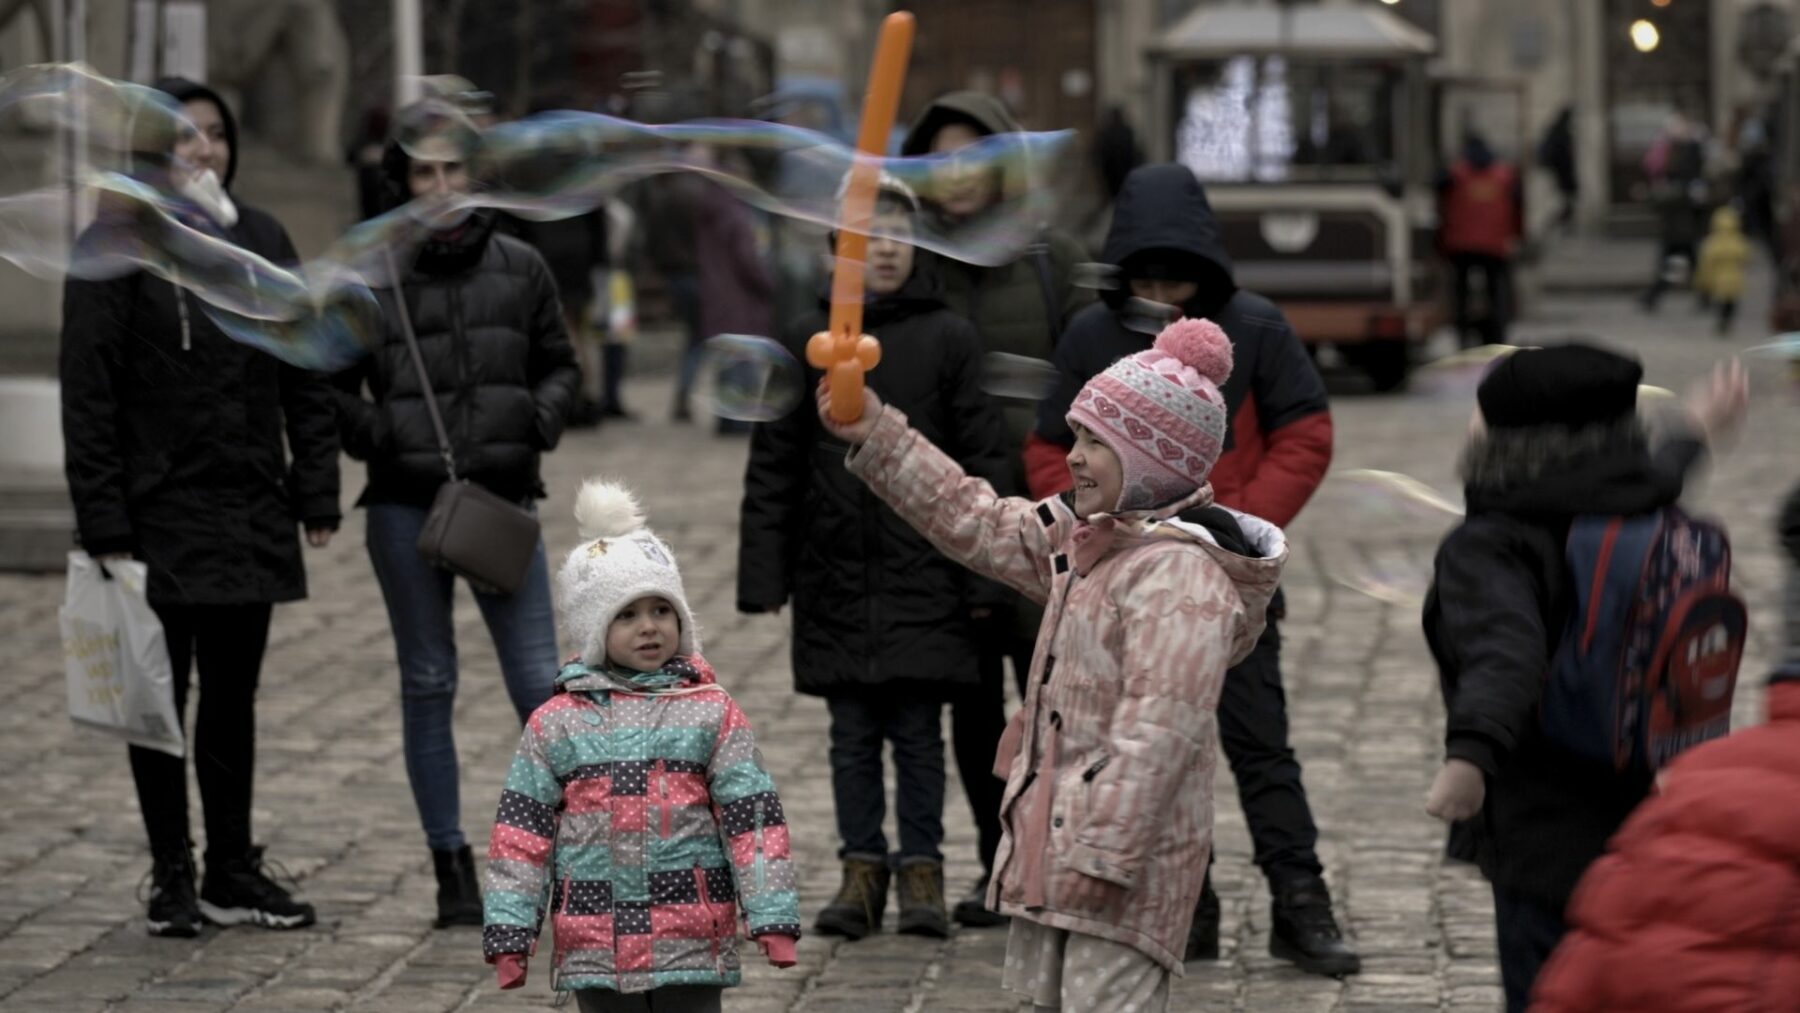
[1026, 165, 1331, 527]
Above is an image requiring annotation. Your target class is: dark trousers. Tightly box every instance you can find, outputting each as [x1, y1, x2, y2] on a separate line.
[1493, 886, 1568, 1013]
[129, 602, 273, 862]
[954, 617, 1035, 871]
[1643, 240, 1698, 309]
[827, 696, 945, 862]
[1217, 615, 1322, 885]
[575, 985, 723, 1013]
[1450, 252, 1514, 348]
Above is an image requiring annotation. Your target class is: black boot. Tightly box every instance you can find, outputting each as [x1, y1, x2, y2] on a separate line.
[431, 846, 483, 929]
[143, 842, 201, 938]
[1269, 876, 1361, 977]
[815, 854, 890, 940]
[1184, 869, 1220, 961]
[894, 858, 949, 938]
[953, 871, 1007, 928]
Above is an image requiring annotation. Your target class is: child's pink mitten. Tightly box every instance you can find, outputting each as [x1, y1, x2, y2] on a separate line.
[495, 953, 528, 989]
[757, 934, 798, 968]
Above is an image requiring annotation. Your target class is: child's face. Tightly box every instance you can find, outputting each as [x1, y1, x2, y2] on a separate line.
[605, 595, 681, 672]
[1067, 422, 1124, 517]
[1129, 278, 1198, 307]
[866, 212, 915, 296]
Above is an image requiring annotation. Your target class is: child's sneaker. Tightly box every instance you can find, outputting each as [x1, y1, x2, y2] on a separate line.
[199, 846, 316, 930]
[814, 855, 889, 940]
[141, 844, 201, 938]
[894, 857, 949, 939]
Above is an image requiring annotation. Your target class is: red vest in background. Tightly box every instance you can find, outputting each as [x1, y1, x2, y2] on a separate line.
[1441, 160, 1520, 258]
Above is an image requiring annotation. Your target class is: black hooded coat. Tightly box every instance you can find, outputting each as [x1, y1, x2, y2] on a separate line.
[60, 78, 341, 604]
[736, 256, 1011, 698]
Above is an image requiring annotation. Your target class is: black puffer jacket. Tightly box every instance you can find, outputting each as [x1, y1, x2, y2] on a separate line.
[333, 159, 580, 507]
[737, 260, 1011, 699]
[1423, 434, 1705, 910]
[60, 79, 340, 605]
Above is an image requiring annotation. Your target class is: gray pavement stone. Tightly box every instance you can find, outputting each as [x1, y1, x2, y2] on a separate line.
[0, 267, 1791, 1011]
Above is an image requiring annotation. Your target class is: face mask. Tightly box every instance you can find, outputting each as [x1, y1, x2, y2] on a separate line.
[178, 169, 237, 228]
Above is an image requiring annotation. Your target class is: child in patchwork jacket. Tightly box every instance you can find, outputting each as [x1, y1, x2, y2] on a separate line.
[818, 318, 1285, 1012]
[482, 479, 800, 1013]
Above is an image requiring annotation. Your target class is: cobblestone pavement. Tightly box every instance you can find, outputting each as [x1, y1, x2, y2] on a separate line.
[1, 284, 1794, 1013]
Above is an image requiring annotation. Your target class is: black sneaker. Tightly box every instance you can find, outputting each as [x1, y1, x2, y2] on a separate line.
[952, 872, 1007, 928]
[199, 846, 316, 930]
[1269, 876, 1361, 977]
[140, 846, 201, 938]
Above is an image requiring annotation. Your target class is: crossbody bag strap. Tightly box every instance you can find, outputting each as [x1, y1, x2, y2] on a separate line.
[1028, 239, 1063, 348]
[383, 248, 458, 482]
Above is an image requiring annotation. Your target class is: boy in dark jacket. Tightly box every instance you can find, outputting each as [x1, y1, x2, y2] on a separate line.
[1027, 163, 1353, 975]
[1423, 345, 1747, 1013]
[737, 177, 1011, 940]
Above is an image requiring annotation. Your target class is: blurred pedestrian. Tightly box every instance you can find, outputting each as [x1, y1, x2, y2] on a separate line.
[1693, 205, 1749, 335]
[331, 105, 579, 929]
[737, 176, 1010, 941]
[638, 170, 706, 421]
[901, 90, 1094, 927]
[1423, 346, 1748, 1013]
[348, 107, 390, 222]
[817, 316, 1283, 1013]
[1438, 133, 1522, 348]
[1026, 163, 1354, 977]
[61, 76, 339, 938]
[1641, 115, 1710, 312]
[1536, 107, 1577, 233]
[483, 480, 800, 1011]
[694, 150, 776, 436]
[1093, 105, 1144, 202]
[501, 208, 609, 427]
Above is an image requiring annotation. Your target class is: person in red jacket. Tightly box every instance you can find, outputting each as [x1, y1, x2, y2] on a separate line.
[1027, 164, 1351, 975]
[1528, 483, 1800, 1013]
[1438, 133, 1523, 349]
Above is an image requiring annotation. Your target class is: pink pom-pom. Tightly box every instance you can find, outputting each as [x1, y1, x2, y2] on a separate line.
[1154, 318, 1233, 384]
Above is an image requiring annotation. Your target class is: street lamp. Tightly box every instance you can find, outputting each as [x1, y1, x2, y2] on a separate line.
[394, 0, 423, 108]
[1630, 18, 1661, 53]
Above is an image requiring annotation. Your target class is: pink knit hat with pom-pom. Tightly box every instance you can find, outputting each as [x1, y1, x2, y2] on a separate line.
[1067, 317, 1234, 512]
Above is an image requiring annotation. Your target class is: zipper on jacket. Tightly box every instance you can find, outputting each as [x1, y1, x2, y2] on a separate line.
[173, 271, 193, 351]
[752, 798, 767, 893]
[449, 283, 473, 448]
[1082, 755, 1110, 782]
[658, 763, 672, 839]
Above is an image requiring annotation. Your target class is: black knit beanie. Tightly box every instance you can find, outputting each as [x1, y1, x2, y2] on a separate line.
[1477, 344, 1643, 429]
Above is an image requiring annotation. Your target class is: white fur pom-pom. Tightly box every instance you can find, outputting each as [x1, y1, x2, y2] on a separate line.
[574, 478, 644, 540]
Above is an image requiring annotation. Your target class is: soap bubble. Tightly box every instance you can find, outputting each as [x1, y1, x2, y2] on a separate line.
[205, 285, 384, 373]
[1745, 333, 1800, 359]
[693, 334, 804, 422]
[982, 352, 1061, 400]
[1118, 296, 1180, 335]
[1312, 469, 1464, 606]
[1072, 262, 1122, 291]
[1414, 344, 1530, 401]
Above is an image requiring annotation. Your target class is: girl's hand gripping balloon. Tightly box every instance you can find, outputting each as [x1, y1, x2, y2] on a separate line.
[810, 10, 914, 423]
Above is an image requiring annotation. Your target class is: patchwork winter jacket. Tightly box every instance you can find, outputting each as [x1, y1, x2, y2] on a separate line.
[846, 406, 1285, 972]
[482, 656, 800, 993]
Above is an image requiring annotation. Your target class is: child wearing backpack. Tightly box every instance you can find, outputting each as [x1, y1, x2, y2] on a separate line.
[1422, 344, 1748, 1013]
[817, 317, 1285, 1012]
[483, 480, 800, 1013]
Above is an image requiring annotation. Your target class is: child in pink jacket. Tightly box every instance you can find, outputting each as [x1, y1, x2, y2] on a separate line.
[818, 318, 1285, 1011]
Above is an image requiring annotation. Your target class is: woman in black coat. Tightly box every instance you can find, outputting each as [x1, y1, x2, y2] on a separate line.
[60, 78, 339, 938]
[331, 121, 579, 928]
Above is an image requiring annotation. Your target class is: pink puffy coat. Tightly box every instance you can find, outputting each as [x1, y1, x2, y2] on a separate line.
[847, 406, 1285, 971]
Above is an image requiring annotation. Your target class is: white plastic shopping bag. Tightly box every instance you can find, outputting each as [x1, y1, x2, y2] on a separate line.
[60, 551, 184, 756]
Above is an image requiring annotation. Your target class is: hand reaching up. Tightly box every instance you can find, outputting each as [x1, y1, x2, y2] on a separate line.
[1682, 359, 1749, 446]
[815, 379, 884, 445]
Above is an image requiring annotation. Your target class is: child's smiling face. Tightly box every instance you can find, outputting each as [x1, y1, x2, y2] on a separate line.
[605, 595, 681, 672]
[1067, 422, 1123, 517]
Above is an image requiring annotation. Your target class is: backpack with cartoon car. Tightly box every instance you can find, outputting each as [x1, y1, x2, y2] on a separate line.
[1541, 508, 1746, 770]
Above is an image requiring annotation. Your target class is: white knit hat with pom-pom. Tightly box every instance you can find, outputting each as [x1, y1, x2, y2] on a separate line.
[1067, 316, 1234, 512]
[556, 477, 699, 667]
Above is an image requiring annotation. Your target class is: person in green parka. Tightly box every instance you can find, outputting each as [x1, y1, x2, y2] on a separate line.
[900, 90, 1093, 928]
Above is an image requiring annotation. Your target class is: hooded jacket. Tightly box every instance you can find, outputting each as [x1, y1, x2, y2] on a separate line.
[736, 256, 1012, 698]
[60, 78, 341, 605]
[844, 407, 1286, 972]
[1527, 679, 1800, 1013]
[1438, 136, 1522, 259]
[1423, 433, 1706, 910]
[1694, 206, 1750, 302]
[330, 140, 581, 508]
[1026, 165, 1332, 528]
[901, 92, 1093, 470]
[482, 655, 801, 993]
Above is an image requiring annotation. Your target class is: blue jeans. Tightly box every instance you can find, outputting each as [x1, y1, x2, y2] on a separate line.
[827, 696, 945, 862]
[366, 503, 560, 851]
